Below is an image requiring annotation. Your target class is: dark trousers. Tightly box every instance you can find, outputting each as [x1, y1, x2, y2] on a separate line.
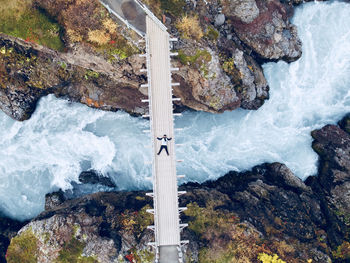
[157, 145, 169, 155]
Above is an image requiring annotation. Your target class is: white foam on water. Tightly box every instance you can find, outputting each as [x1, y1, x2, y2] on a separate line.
[1, 1, 350, 220]
[0, 96, 116, 219]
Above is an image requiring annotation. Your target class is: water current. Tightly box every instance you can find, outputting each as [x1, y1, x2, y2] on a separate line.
[1, 1, 350, 220]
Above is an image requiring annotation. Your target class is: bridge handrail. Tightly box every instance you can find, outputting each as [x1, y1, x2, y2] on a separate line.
[134, 0, 168, 32]
[99, 1, 145, 37]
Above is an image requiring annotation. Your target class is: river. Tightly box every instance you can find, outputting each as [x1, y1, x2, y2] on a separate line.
[0, 0, 350, 220]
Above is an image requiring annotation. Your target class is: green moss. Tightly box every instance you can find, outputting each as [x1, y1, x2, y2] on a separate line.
[205, 26, 219, 41]
[84, 70, 99, 80]
[130, 247, 155, 263]
[159, 0, 185, 17]
[58, 61, 67, 70]
[57, 237, 97, 263]
[6, 228, 39, 263]
[96, 37, 139, 61]
[198, 247, 237, 263]
[135, 205, 154, 233]
[178, 49, 212, 68]
[43, 232, 51, 244]
[0, 5, 65, 51]
[184, 202, 233, 235]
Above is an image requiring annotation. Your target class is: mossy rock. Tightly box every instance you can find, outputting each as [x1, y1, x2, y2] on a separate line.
[57, 237, 97, 263]
[6, 229, 38, 263]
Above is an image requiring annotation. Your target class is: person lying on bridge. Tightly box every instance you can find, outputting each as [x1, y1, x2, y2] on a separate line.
[157, 134, 172, 156]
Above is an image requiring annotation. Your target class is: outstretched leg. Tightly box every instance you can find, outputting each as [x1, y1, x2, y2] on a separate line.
[165, 146, 169, 156]
[157, 146, 165, 155]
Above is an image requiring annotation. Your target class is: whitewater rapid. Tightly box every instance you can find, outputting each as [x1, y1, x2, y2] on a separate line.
[1, 1, 350, 220]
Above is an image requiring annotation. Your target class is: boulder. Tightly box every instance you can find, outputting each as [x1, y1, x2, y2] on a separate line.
[79, 170, 116, 188]
[222, 0, 302, 62]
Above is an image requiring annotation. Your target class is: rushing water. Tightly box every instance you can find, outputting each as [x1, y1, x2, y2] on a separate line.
[1, 1, 350, 220]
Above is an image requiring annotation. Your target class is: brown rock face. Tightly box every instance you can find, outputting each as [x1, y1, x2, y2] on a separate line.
[0, 34, 150, 121]
[223, 0, 302, 62]
[0, 0, 305, 120]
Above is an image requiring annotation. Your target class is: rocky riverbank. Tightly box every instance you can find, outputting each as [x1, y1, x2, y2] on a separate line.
[0, 0, 303, 121]
[2, 114, 350, 263]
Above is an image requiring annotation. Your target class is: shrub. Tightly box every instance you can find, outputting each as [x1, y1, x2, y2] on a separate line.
[57, 237, 96, 263]
[206, 26, 219, 41]
[103, 18, 117, 34]
[333, 241, 350, 260]
[88, 29, 111, 45]
[258, 253, 286, 263]
[67, 29, 83, 43]
[176, 15, 203, 41]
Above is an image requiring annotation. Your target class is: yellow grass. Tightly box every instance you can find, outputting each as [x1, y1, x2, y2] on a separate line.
[176, 15, 203, 41]
[103, 18, 117, 34]
[67, 29, 83, 43]
[88, 29, 111, 45]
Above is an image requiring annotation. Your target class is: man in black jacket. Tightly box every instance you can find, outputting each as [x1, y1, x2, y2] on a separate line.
[157, 134, 172, 156]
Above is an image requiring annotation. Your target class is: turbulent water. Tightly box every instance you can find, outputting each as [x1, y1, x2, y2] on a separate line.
[1, 1, 350, 220]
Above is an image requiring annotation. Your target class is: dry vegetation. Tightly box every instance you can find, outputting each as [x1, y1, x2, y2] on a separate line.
[176, 15, 203, 41]
[34, 0, 138, 58]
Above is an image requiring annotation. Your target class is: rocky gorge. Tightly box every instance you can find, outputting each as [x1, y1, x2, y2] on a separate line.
[1, 0, 350, 262]
[1, 114, 350, 263]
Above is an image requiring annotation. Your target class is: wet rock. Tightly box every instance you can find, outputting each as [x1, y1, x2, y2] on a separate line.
[307, 116, 350, 248]
[45, 190, 66, 210]
[79, 170, 116, 188]
[0, 215, 26, 262]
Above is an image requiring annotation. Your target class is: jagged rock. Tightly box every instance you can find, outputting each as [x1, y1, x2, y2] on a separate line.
[222, 0, 302, 62]
[45, 189, 66, 210]
[0, 34, 148, 121]
[197, 163, 323, 242]
[79, 170, 116, 188]
[0, 0, 306, 120]
[7, 161, 339, 263]
[223, 0, 260, 24]
[6, 192, 154, 263]
[306, 115, 350, 248]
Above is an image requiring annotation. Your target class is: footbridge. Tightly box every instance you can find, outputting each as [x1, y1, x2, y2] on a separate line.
[100, 0, 188, 262]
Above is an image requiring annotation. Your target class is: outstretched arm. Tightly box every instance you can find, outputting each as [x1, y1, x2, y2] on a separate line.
[157, 137, 162, 140]
[167, 137, 172, 141]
